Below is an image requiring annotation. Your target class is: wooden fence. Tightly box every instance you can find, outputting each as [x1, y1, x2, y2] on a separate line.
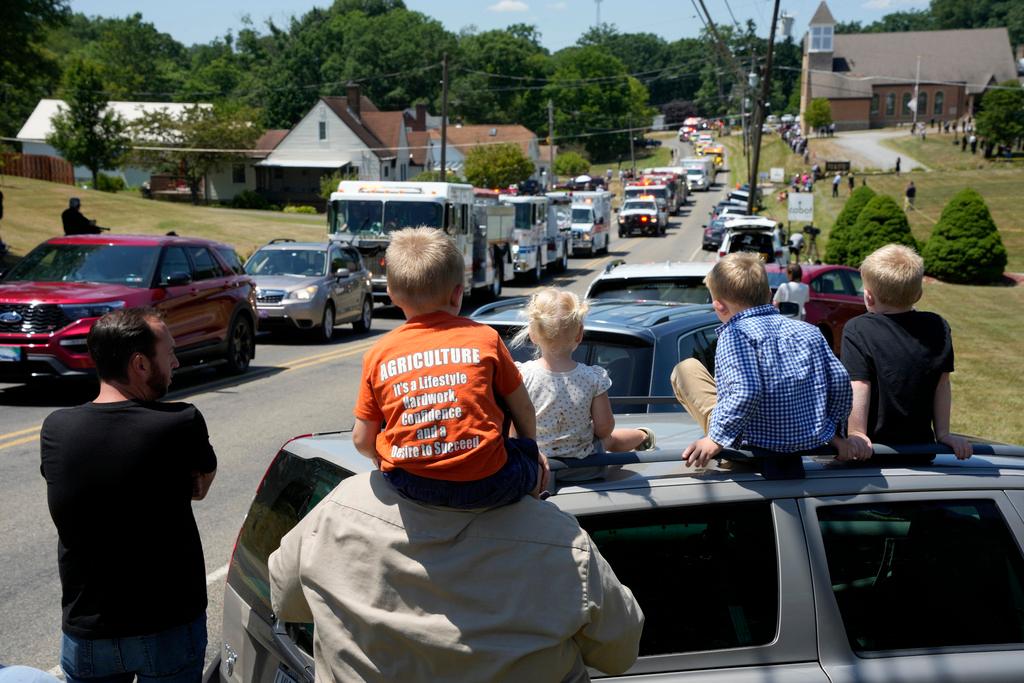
[1, 153, 74, 185]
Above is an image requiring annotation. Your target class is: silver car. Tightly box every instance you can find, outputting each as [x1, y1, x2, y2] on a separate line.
[244, 239, 372, 342]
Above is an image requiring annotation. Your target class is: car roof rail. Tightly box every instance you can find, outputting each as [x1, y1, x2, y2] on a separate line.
[543, 442, 1024, 494]
[469, 297, 529, 317]
[268, 238, 297, 244]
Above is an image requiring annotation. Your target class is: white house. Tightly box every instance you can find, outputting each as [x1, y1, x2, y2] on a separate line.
[256, 85, 410, 206]
[15, 99, 203, 187]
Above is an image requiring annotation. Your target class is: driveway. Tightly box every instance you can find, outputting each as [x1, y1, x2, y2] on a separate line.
[824, 128, 928, 172]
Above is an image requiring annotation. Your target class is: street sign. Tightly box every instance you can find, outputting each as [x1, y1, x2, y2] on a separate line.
[769, 167, 785, 183]
[788, 193, 814, 222]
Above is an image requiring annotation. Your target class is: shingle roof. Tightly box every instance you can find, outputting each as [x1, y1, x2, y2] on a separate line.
[434, 124, 537, 157]
[810, 27, 1017, 99]
[253, 129, 289, 154]
[407, 130, 430, 166]
[810, 1, 835, 25]
[321, 96, 387, 159]
[361, 111, 405, 159]
[16, 99, 206, 140]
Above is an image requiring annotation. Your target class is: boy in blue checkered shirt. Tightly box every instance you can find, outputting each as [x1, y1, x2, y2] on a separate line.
[672, 253, 864, 467]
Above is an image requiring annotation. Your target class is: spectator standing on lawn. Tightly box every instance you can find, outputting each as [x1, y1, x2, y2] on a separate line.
[773, 263, 810, 320]
[848, 172, 855, 193]
[841, 245, 972, 461]
[831, 172, 841, 198]
[895, 156, 901, 175]
[904, 181, 916, 210]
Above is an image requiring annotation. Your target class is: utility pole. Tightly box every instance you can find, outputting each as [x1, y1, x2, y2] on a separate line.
[595, 0, 602, 27]
[912, 54, 921, 129]
[547, 99, 555, 190]
[746, 0, 781, 216]
[628, 114, 636, 176]
[440, 53, 449, 182]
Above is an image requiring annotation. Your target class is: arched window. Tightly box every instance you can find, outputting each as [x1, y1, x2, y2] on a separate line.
[871, 94, 880, 114]
[934, 91, 945, 115]
[902, 92, 912, 116]
[886, 93, 896, 115]
[918, 92, 928, 117]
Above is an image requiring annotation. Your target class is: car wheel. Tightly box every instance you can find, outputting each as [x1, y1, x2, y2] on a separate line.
[221, 315, 253, 375]
[618, 228, 625, 238]
[353, 297, 372, 332]
[317, 303, 335, 342]
[490, 257, 503, 300]
[558, 248, 568, 272]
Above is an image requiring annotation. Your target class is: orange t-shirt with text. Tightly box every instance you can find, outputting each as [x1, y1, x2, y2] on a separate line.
[354, 311, 523, 481]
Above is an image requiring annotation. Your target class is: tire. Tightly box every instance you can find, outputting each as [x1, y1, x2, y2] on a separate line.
[618, 228, 626, 238]
[316, 303, 335, 343]
[490, 256, 503, 300]
[221, 315, 253, 375]
[558, 247, 568, 272]
[353, 297, 372, 332]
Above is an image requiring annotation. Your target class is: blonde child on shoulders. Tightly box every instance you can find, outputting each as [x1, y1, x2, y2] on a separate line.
[513, 289, 655, 475]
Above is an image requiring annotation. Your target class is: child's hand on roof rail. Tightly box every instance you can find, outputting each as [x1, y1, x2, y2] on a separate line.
[683, 436, 723, 468]
[834, 433, 873, 462]
[937, 433, 973, 460]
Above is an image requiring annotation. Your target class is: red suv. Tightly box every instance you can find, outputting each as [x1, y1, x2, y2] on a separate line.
[0, 234, 257, 382]
[764, 264, 866, 354]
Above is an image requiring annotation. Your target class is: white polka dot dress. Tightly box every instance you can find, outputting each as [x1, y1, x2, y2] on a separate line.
[517, 361, 613, 460]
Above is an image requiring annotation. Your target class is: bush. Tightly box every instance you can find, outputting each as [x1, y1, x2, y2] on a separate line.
[231, 190, 271, 210]
[412, 169, 466, 183]
[922, 188, 1007, 284]
[463, 143, 534, 189]
[844, 195, 918, 266]
[95, 173, 126, 193]
[825, 185, 876, 264]
[283, 204, 318, 214]
[554, 151, 590, 176]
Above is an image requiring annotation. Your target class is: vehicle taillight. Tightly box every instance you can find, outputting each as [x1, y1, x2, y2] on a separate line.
[379, 256, 386, 269]
[719, 251, 726, 257]
[775, 249, 783, 257]
[641, 216, 648, 222]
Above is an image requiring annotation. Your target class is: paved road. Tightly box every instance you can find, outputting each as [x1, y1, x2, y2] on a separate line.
[0, 141, 726, 671]
[827, 128, 929, 172]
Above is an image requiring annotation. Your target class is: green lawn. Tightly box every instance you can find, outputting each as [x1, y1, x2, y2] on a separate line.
[881, 132, 1024, 172]
[0, 176, 326, 267]
[720, 134, 1024, 445]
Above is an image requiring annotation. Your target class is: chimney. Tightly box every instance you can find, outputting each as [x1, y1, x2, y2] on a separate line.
[346, 82, 361, 120]
[414, 103, 427, 132]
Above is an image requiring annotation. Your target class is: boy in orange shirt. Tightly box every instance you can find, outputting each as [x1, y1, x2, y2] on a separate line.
[352, 227, 544, 507]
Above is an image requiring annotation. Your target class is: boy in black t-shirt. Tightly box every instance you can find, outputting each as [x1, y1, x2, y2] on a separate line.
[841, 245, 972, 460]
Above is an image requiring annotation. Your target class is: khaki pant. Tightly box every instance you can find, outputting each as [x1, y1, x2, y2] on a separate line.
[671, 358, 718, 435]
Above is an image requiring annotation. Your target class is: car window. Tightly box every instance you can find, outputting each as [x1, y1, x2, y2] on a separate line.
[246, 249, 326, 277]
[579, 502, 778, 656]
[216, 247, 245, 275]
[842, 270, 864, 296]
[187, 247, 221, 281]
[158, 247, 192, 285]
[229, 451, 352, 636]
[3, 244, 160, 287]
[817, 499, 1024, 653]
[588, 277, 710, 305]
[341, 249, 361, 272]
[811, 270, 848, 296]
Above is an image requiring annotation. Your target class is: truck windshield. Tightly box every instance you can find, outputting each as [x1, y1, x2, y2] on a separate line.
[572, 208, 593, 223]
[331, 200, 443, 235]
[623, 201, 657, 212]
[3, 244, 161, 287]
[510, 203, 532, 231]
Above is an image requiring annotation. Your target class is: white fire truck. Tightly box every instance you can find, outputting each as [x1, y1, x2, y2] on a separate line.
[327, 181, 515, 303]
[498, 194, 572, 283]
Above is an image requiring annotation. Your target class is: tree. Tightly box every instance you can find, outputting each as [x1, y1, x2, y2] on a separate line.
[554, 151, 590, 176]
[825, 184, 876, 265]
[462, 143, 534, 189]
[844, 195, 919, 266]
[804, 98, 833, 131]
[931, 0, 1023, 46]
[131, 104, 263, 204]
[0, 0, 68, 136]
[975, 81, 1024, 149]
[922, 188, 1007, 284]
[413, 169, 465, 182]
[661, 100, 697, 128]
[46, 58, 131, 186]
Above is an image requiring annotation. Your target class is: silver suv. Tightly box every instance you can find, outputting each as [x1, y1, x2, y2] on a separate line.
[217, 411, 1024, 682]
[244, 239, 372, 342]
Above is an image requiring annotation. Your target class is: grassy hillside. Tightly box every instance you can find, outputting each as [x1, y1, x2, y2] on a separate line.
[0, 176, 326, 267]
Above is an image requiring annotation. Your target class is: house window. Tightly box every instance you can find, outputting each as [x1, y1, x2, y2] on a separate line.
[870, 94, 879, 115]
[810, 25, 833, 52]
[885, 93, 895, 115]
[383, 165, 389, 178]
[232, 164, 246, 184]
[901, 92, 912, 116]
[934, 91, 944, 115]
[318, 121, 327, 141]
[917, 92, 928, 117]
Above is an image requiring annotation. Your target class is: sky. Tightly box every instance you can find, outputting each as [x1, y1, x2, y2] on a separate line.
[68, 0, 932, 50]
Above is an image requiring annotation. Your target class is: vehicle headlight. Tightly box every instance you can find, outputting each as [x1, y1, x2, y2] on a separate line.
[582, 232, 592, 240]
[618, 216, 625, 224]
[59, 301, 126, 320]
[286, 286, 318, 301]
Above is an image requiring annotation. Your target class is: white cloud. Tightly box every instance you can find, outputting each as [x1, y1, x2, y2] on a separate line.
[548, 1, 568, 9]
[488, 0, 529, 12]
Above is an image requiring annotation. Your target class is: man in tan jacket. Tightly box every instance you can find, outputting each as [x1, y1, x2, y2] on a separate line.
[269, 471, 644, 682]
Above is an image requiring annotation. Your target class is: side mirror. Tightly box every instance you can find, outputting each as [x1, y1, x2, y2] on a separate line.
[163, 272, 191, 287]
[335, 267, 351, 278]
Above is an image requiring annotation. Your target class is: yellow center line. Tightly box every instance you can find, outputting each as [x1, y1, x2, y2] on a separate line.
[286, 343, 376, 372]
[283, 339, 377, 366]
[0, 424, 43, 440]
[0, 432, 42, 451]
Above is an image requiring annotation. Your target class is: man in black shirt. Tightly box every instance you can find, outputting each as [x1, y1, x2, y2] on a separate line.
[61, 198, 102, 235]
[40, 308, 217, 682]
[840, 245, 972, 461]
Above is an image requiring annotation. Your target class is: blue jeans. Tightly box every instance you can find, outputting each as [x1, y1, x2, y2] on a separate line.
[384, 437, 540, 509]
[60, 613, 206, 683]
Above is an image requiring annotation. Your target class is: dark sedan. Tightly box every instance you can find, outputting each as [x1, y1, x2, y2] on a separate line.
[471, 298, 720, 413]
